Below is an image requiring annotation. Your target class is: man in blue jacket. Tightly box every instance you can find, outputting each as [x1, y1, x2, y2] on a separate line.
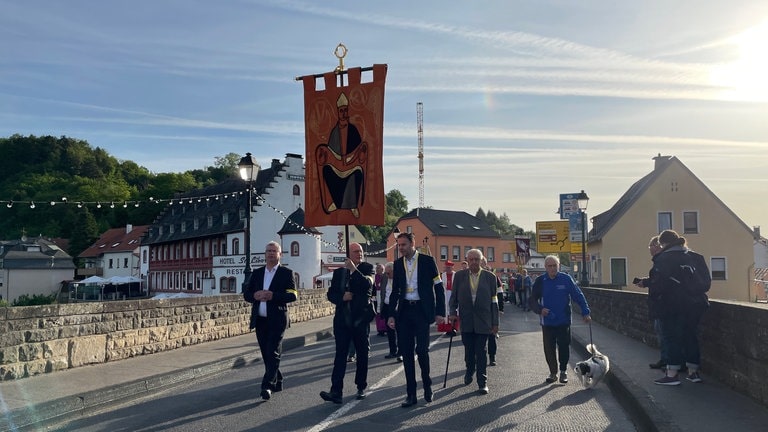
[528, 255, 591, 384]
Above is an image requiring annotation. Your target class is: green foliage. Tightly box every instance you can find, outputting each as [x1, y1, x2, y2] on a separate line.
[357, 189, 410, 244]
[0, 299, 9, 307]
[0, 134, 239, 249]
[11, 293, 58, 306]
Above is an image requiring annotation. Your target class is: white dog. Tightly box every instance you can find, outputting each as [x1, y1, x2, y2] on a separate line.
[573, 344, 610, 388]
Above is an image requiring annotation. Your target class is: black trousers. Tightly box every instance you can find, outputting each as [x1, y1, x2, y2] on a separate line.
[461, 332, 490, 386]
[542, 325, 571, 374]
[381, 302, 398, 355]
[330, 318, 370, 394]
[397, 300, 432, 397]
[254, 316, 285, 391]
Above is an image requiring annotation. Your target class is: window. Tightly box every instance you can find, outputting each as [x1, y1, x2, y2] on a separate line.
[143, 250, 148, 264]
[239, 208, 246, 220]
[464, 246, 471, 259]
[658, 212, 672, 232]
[169, 224, 175, 234]
[502, 252, 511, 263]
[232, 238, 240, 255]
[207, 215, 213, 228]
[452, 246, 460, 261]
[291, 241, 300, 256]
[124, 258, 128, 268]
[181, 221, 186, 232]
[109, 259, 113, 268]
[683, 211, 699, 234]
[194, 218, 199, 230]
[223, 213, 229, 224]
[440, 246, 448, 260]
[487, 247, 495, 262]
[406, 226, 413, 233]
[610, 258, 627, 286]
[711, 257, 726, 280]
[293, 185, 300, 196]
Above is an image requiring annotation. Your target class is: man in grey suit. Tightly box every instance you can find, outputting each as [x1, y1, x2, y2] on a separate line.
[448, 248, 499, 395]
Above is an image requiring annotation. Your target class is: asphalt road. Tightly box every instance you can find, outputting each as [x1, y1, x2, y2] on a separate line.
[45, 306, 636, 431]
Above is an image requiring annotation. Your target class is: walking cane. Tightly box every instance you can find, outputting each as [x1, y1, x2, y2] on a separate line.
[443, 320, 457, 388]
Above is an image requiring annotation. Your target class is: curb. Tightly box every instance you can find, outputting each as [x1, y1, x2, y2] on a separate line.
[2, 328, 333, 432]
[571, 331, 682, 432]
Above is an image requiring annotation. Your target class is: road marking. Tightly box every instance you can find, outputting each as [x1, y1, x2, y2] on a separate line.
[307, 334, 447, 432]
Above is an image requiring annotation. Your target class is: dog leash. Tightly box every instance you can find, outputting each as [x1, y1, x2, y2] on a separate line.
[588, 319, 594, 348]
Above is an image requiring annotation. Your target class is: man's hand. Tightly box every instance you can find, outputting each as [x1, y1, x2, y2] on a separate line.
[343, 292, 353, 302]
[435, 315, 445, 325]
[254, 290, 273, 301]
[491, 325, 499, 334]
[448, 315, 458, 324]
[387, 317, 396, 329]
[583, 314, 592, 323]
[344, 258, 357, 272]
[541, 307, 551, 317]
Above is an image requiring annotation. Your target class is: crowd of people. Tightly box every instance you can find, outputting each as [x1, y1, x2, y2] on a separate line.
[242, 227, 708, 405]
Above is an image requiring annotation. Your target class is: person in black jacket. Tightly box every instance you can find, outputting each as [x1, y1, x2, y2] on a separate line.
[320, 242, 375, 404]
[243, 241, 298, 401]
[387, 232, 446, 407]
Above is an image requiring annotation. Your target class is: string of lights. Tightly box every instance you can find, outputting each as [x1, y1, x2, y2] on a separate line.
[0, 191, 397, 255]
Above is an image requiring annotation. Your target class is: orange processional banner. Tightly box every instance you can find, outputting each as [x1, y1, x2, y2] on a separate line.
[301, 64, 387, 227]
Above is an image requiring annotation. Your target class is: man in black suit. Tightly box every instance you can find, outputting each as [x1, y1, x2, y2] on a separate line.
[320, 242, 375, 404]
[387, 232, 446, 407]
[243, 241, 298, 401]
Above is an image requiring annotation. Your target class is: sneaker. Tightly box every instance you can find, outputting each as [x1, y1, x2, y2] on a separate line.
[559, 371, 568, 384]
[686, 372, 703, 383]
[654, 375, 681, 386]
[545, 373, 558, 384]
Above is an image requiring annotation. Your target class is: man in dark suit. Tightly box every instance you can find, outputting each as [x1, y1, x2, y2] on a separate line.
[378, 262, 400, 361]
[243, 241, 298, 401]
[320, 242, 375, 404]
[387, 232, 446, 407]
[448, 249, 499, 395]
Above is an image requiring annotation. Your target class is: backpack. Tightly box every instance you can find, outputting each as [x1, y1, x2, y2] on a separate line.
[679, 250, 711, 294]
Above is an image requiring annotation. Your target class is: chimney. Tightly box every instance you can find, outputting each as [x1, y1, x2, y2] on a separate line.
[126, 224, 133, 234]
[652, 153, 672, 171]
[755, 226, 761, 240]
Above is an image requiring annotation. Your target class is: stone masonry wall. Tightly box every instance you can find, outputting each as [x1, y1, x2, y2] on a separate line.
[0, 288, 334, 381]
[582, 287, 768, 409]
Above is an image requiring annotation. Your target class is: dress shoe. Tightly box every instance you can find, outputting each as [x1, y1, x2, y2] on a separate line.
[347, 356, 355, 363]
[274, 381, 283, 392]
[320, 390, 343, 404]
[478, 385, 489, 395]
[260, 389, 272, 400]
[489, 355, 497, 366]
[396, 355, 403, 362]
[464, 372, 473, 386]
[385, 353, 398, 359]
[401, 395, 417, 408]
[356, 389, 367, 400]
[424, 387, 433, 403]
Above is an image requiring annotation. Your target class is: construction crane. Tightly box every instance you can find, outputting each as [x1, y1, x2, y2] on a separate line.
[417, 102, 424, 208]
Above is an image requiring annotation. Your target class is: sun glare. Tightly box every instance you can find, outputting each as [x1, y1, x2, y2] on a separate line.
[710, 20, 768, 102]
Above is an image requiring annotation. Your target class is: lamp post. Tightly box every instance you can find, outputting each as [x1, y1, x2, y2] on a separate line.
[577, 190, 590, 287]
[238, 152, 259, 291]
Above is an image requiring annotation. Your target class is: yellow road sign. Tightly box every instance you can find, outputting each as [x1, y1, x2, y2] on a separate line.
[536, 220, 571, 253]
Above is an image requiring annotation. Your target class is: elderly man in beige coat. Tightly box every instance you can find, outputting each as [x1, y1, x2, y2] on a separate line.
[448, 248, 500, 395]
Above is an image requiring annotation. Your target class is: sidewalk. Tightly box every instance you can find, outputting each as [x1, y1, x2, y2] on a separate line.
[0, 315, 335, 432]
[3, 312, 768, 431]
[570, 318, 768, 432]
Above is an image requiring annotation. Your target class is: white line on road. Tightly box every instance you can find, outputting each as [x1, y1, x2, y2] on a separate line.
[307, 334, 448, 432]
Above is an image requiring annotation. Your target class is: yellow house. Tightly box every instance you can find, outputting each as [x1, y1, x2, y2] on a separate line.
[588, 155, 757, 302]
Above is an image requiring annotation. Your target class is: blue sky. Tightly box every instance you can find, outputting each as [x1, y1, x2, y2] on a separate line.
[2, 0, 767, 232]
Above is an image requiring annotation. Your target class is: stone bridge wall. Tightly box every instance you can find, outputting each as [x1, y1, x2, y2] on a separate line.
[0, 288, 334, 381]
[582, 287, 768, 409]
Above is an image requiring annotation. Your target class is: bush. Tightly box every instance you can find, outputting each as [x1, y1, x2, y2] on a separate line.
[0, 298, 9, 307]
[11, 293, 58, 306]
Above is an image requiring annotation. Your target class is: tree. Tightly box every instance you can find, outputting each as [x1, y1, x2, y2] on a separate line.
[357, 189, 410, 244]
[214, 153, 243, 173]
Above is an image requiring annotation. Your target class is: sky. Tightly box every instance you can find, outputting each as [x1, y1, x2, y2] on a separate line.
[2, 0, 767, 232]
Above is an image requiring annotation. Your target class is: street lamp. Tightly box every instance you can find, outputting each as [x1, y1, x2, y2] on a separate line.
[577, 190, 590, 287]
[238, 152, 259, 291]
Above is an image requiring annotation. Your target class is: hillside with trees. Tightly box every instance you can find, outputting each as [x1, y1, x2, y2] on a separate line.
[0, 134, 534, 257]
